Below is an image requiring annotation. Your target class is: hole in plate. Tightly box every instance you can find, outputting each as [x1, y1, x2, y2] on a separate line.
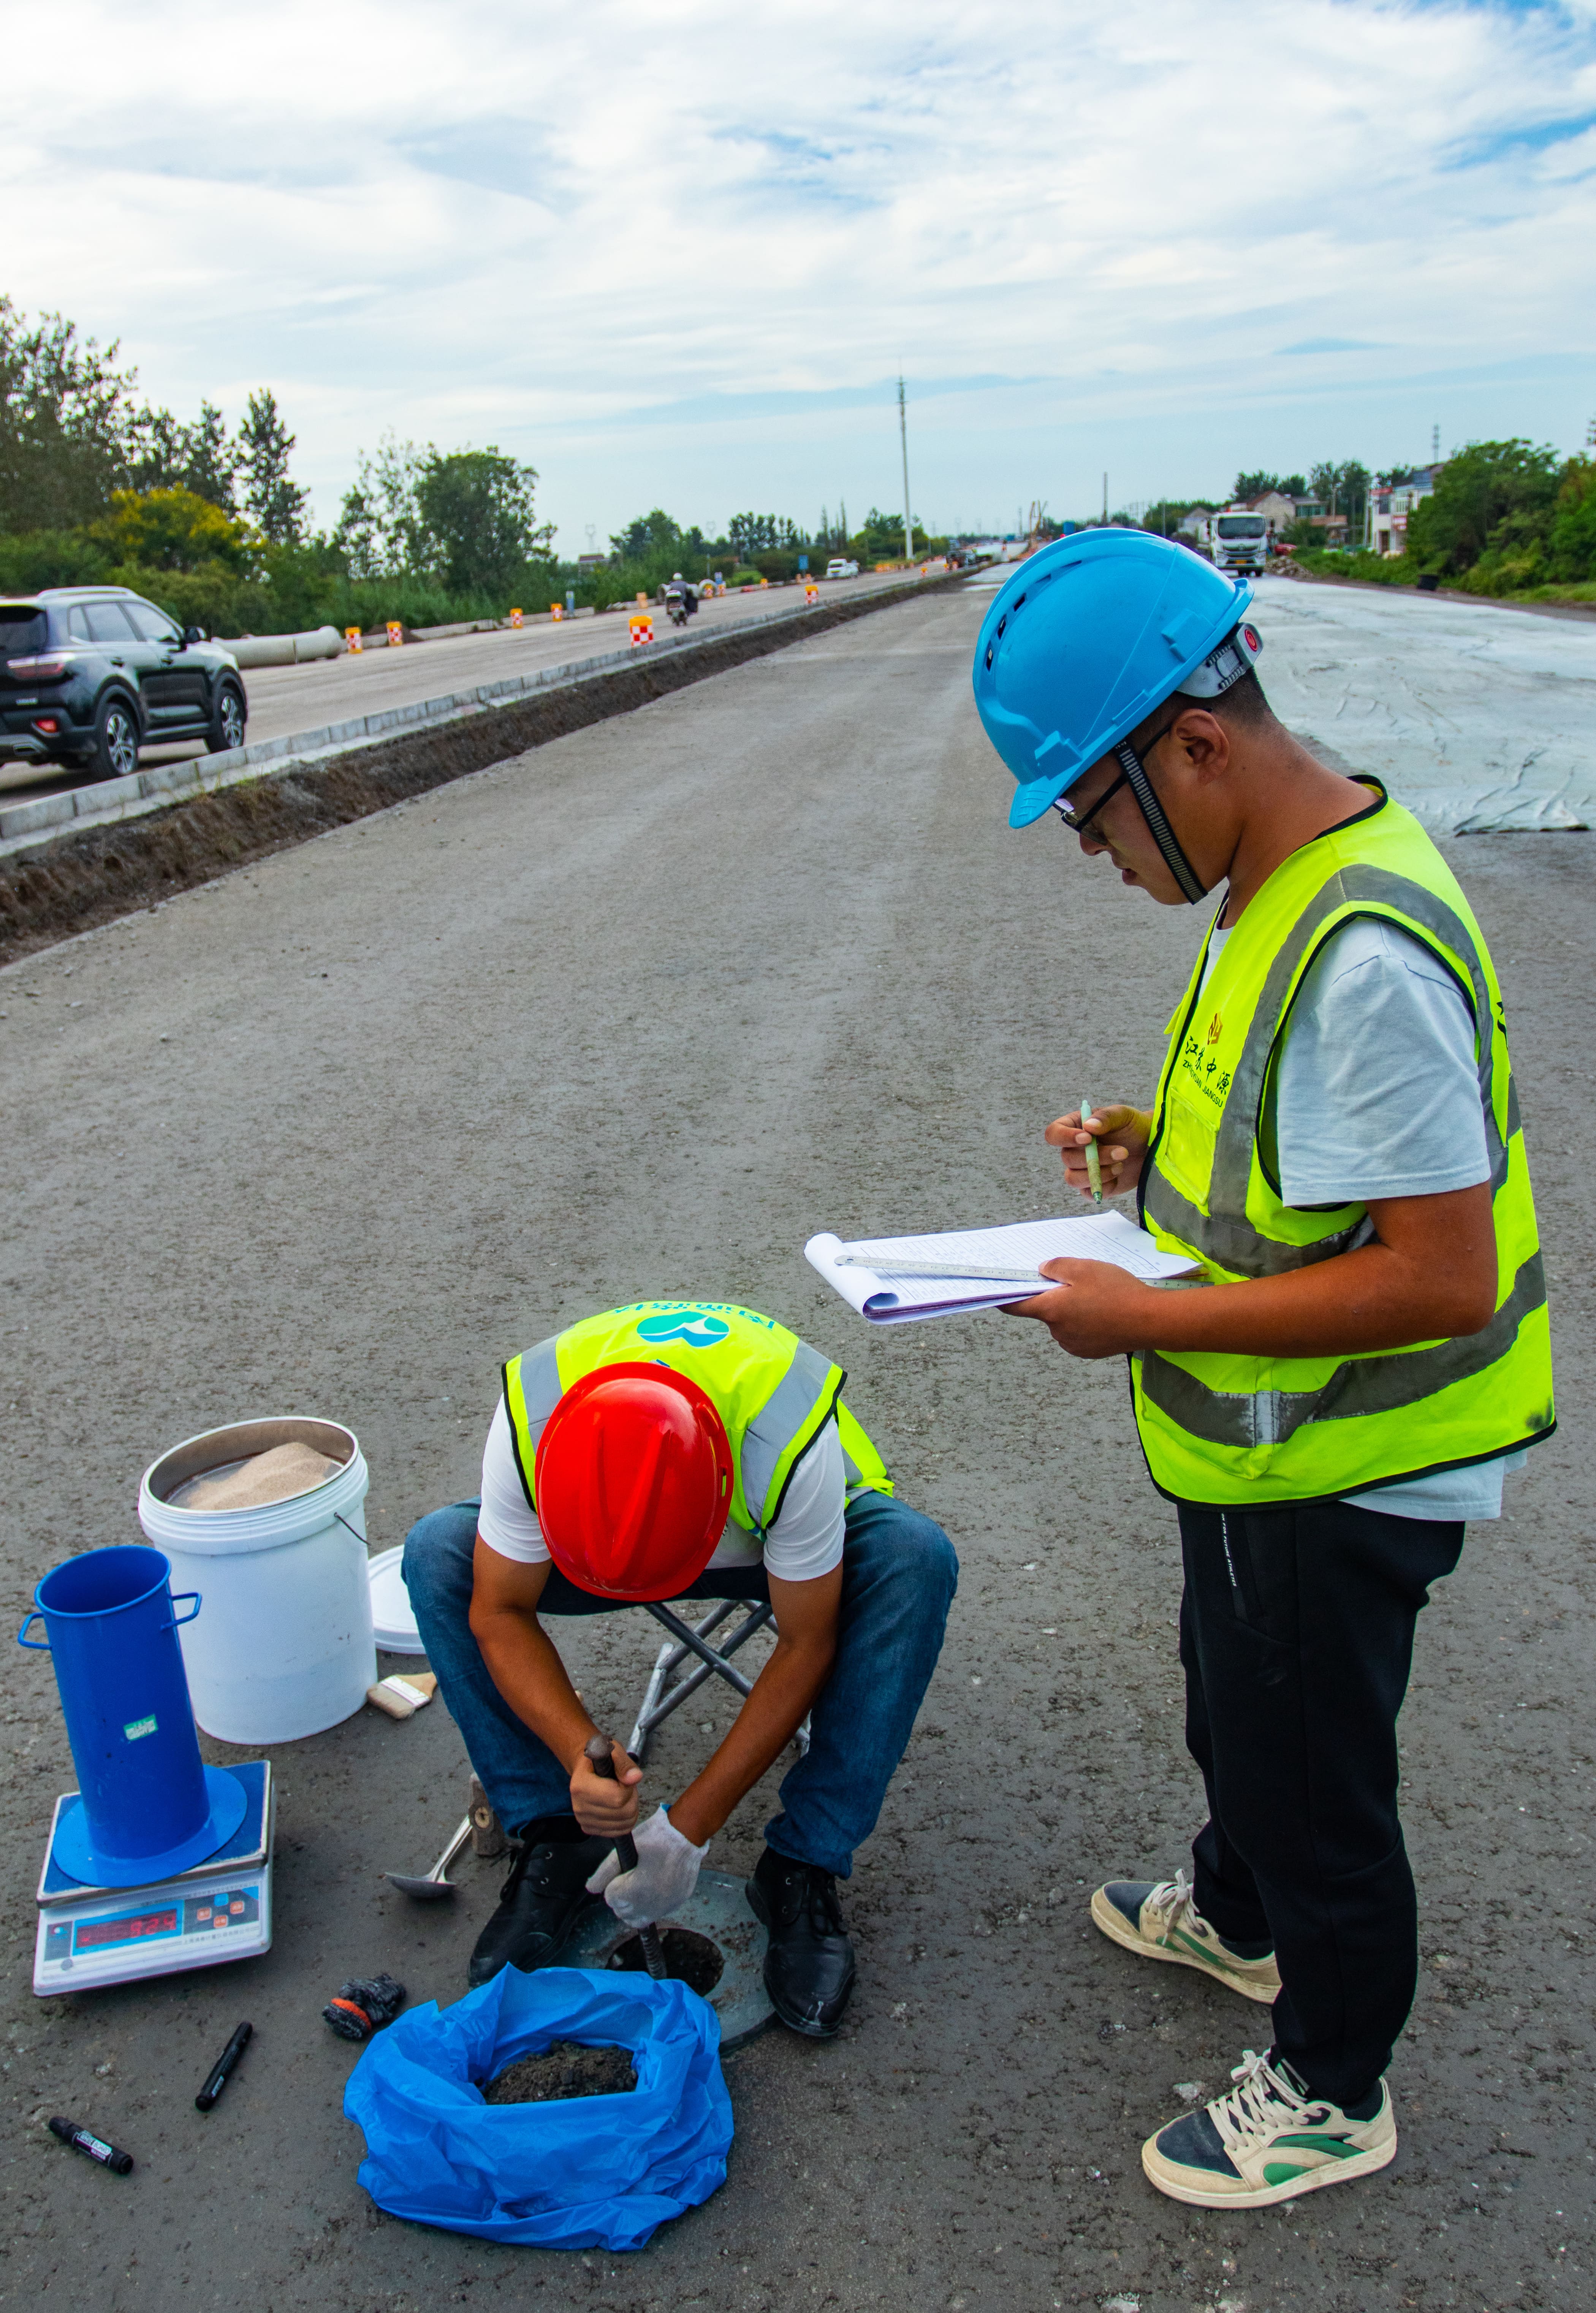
[608, 1926, 725, 1994]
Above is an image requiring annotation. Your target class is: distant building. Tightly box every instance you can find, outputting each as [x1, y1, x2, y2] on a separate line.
[1289, 498, 1350, 542]
[1178, 507, 1215, 542]
[1236, 490, 1297, 536]
[576, 553, 608, 573]
[1368, 465, 1442, 556]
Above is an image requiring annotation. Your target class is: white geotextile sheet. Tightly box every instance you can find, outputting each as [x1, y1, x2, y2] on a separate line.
[1251, 578, 1596, 833]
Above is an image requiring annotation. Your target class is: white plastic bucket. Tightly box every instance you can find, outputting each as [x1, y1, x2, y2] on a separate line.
[138, 1417, 376, 1744]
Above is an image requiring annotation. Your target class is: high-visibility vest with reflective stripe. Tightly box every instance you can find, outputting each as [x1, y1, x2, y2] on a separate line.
[1134, 784, 1554, 1504]
[502, 1301, 892, 1538]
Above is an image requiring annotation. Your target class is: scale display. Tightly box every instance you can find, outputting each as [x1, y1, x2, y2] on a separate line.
[33, 1762, 273, 1996]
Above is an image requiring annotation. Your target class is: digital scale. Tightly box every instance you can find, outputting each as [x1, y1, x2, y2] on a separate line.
[33, 1759, 274, 1996]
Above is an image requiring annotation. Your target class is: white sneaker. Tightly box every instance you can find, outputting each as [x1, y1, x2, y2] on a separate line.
[1142, 2047, 1397, 2209]
[1091, 1870, 1281, 2004]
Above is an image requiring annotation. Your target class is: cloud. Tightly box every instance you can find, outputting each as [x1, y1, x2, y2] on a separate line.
[4, 0, 1594, 542]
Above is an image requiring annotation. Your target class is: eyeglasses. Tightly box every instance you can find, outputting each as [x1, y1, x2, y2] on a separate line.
[1050, 715, 1181, 837]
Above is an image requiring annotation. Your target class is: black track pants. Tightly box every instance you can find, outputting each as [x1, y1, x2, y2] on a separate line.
[1176, 1496, 1463, 2109]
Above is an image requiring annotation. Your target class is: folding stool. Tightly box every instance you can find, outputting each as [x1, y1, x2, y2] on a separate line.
[627, 1599, 809, 1761]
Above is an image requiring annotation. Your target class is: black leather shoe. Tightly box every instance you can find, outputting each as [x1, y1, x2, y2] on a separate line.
[467, 1816, 613, 1987]
[746, 1846, 857, 2038]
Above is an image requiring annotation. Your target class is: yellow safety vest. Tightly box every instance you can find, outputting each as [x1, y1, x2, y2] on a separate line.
[1135, 783, 1554, 1504]
[502, 1301, 892, 1537]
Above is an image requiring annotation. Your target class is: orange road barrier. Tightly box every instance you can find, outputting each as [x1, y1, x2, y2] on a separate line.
[804, 582, 820, 605]
[386, 621, 404, 648]
[629, 614, 654, 648]
[345, 627, 363, 654]
[509, 608, 523, 629]
[549, 603, 564, 621]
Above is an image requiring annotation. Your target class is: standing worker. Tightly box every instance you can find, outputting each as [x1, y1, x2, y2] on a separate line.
[971, 531, 1552, 2209]
[404, 1299, 956, 2038]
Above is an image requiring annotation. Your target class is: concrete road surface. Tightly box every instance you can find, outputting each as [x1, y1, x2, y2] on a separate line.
[1, 582, 1590, 2312]
[0, 571, 915, 801]
[1252, 575, 1596, 833]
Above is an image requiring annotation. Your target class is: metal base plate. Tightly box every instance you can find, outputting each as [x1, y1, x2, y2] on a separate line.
[559, 1867, 776, 2052]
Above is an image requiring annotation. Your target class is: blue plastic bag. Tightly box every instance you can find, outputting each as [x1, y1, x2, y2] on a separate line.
[344, 1965, 733, 2250]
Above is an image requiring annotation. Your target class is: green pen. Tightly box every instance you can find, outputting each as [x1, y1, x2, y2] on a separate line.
[1081, 1097, 1102, 1205]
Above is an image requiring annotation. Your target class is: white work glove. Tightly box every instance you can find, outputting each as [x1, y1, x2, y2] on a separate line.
[585, 1806, 708, 1928]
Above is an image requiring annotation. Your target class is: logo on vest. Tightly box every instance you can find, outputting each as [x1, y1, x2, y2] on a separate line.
[1206, 1011, 1223, 1045]
[636, 1310, 732, 1349]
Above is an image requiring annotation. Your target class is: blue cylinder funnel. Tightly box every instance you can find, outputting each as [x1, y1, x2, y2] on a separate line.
[19, 1546, 247, 1888]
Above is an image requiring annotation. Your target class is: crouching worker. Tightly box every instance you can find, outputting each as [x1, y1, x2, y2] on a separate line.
[404, 1300, 957, 2038]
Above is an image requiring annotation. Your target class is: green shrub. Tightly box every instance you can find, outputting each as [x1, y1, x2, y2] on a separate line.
[0, 530, 115, 591]
[97, 487, 256, 573]
[1291, 548, 1420, 586]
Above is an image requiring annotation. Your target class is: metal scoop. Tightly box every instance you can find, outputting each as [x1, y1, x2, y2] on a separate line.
[386, 1812, 473, 1899]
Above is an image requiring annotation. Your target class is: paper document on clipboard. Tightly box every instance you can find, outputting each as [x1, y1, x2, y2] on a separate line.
[805, 1211, 1201, 1325]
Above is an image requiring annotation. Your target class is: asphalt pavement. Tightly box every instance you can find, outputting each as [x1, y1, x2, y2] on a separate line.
[0, 572, 915, 802]
[0, 580, 1590, 2312]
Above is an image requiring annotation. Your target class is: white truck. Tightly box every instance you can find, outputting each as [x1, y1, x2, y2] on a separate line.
[1209, 511, 1270, 576]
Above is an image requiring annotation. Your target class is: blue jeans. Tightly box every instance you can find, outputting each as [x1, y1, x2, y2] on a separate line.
[402, 1490, 957, 1879]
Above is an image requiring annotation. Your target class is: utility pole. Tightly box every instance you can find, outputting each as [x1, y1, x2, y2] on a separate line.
[897, 376, 913, 566]
[1431, 421, 1440, 466]
[1102, 472, 1108, 524]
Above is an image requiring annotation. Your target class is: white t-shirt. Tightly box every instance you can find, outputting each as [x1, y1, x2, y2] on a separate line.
[477, 1396, 847, 1583]
[1198, 913, 1525, 1521]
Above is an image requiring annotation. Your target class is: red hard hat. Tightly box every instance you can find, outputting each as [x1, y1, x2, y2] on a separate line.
[534, 1363, 734, 1600]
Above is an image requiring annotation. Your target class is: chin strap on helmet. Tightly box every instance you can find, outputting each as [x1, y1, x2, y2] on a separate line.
[1114, 739, 1210, 905]
[1108, 619, 1263, 904]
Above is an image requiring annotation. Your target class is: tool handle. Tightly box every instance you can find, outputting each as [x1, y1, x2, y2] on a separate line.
[584, 1733, 639, 1872]
[16, 1610, 49, 1651]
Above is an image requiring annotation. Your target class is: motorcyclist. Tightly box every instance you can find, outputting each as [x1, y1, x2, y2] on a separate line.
[664, 571, 698, 623]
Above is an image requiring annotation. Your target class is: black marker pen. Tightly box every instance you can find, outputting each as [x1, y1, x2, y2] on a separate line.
[48, 2116, 134, 2175]
[196, 2021, 253, 2111]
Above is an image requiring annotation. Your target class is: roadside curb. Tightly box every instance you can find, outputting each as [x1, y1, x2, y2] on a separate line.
[0, 573, 960, 964]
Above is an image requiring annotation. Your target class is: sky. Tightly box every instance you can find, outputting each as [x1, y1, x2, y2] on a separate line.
[10, 0, 1596, 552]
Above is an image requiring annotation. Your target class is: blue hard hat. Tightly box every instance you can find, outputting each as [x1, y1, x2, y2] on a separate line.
[972, 531, 1256, 828]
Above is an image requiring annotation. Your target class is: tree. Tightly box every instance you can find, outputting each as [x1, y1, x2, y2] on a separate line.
[413, 446, 552, 593]
[96, 486, 255, 573]
[610, 508, 687, 563]
[1233, 470, 1280, 500]
[1307, 459, 1372, 538]
[334, 435, 428, 577]
[727, 511, 803, 557]
[1142, 498, 1213, 536]
[1549, 456, 1596, 581]
[0, 298, 146, 531]
[238, 388, 308, 543]
[126, 399, 239, 511]
[183, 402, 239, 513]
[1406, 439, 1562, 573]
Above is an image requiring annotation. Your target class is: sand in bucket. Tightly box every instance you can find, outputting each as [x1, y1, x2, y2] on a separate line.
[171, 1441, 340, 1513]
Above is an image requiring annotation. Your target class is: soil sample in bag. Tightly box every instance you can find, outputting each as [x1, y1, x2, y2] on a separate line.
[171, 1441, 340, 1512]
[480, 2041, 637, 2104]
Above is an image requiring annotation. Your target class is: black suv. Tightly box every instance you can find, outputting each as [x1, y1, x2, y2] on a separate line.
[0, 586, 248, 782]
